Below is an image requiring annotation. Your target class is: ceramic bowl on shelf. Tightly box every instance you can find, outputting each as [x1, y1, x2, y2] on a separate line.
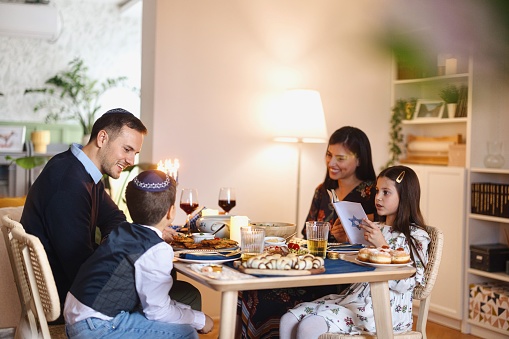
[192, 232, 215, 243]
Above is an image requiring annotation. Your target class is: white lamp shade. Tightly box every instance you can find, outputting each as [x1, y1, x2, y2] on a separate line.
[273, 89, 328, 143]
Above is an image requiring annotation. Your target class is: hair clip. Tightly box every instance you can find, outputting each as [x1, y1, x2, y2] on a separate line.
[396, 171, 405, 183]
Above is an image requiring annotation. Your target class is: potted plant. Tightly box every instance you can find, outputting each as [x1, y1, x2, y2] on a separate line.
[383, 98, 416, 169]
[24, 58, 129, 139]
[439, 84, 459, 118]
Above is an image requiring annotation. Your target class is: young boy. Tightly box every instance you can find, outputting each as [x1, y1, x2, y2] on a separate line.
[64, 170, 213, 338]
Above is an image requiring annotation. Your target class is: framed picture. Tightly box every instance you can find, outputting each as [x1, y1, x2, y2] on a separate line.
[0, 126, 26, 152]
[413, 100, 445, 120]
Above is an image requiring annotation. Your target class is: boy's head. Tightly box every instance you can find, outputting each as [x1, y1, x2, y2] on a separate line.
[125, 170, 177, 225]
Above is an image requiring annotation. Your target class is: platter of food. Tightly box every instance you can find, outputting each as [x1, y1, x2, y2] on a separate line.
[170, 234, 238, 251]
[354, 245, 413, 267]
[238, 266, 325, 276]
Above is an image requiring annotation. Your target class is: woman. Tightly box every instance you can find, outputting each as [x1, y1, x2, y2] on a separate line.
[238, 126, 377, 339]
[280, 166, 430, 338]
[303, 126, 377, 242]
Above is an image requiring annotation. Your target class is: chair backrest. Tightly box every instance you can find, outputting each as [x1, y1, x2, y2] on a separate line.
[1, 219, 61, 339]
[414, 225, 444, 301]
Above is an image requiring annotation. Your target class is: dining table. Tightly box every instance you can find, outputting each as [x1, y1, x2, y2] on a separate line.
[173, 254, 416, 339]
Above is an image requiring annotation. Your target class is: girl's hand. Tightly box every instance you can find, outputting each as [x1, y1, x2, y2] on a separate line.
[360, 218, 387, 247]
[330, 219, 348, 243]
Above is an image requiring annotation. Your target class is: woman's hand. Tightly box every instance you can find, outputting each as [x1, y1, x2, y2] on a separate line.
[360, 218, 387, 247]
[330, 219, 348, 243]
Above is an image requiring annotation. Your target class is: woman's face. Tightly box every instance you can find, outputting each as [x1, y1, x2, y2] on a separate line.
[325, 143, 359, 181]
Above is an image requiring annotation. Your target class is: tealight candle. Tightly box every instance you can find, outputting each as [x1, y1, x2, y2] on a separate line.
[229, 215, 249, 243]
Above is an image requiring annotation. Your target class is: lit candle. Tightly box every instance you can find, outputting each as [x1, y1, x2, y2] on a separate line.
[229, 215, 249, 243]
[157, 158, 180, 182]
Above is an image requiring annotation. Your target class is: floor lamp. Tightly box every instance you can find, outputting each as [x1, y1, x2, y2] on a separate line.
[274, 89, 328, 226]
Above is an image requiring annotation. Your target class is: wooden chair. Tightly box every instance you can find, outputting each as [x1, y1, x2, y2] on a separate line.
[318, 225, 444, 339]
[1, 215, 63, 339]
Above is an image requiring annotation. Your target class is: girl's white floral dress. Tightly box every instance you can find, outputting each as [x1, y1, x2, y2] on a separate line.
[288, 224, 430, 334]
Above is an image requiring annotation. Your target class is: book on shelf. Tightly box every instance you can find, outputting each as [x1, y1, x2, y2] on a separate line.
[471, 182, 509, 218]
[456, 85, 468, 118]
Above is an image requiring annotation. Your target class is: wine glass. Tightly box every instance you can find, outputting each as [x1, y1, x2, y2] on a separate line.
[218, 187, 236, 214]
[180, 188, 199, 234]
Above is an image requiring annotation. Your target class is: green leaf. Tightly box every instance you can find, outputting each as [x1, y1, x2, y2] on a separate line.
[5, 155, 51, 170]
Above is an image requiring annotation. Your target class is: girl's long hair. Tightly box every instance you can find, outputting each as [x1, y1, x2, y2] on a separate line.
[378, 165, 426, 266]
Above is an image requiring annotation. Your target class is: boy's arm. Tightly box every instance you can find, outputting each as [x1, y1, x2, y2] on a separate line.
[134, 242, 207, 330]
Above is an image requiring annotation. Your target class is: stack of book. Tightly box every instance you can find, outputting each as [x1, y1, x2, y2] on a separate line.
[456, 85, 468, 118]
[471, 182, 509, 218]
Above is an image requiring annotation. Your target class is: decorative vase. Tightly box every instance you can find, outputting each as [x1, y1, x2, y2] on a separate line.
[446, 103, 457, 119]
[484, 141, 505, 168]
[31, 130, 51, 153]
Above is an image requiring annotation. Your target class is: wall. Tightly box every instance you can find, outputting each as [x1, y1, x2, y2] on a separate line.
[142, 0, 392, 318]
[0, 0, 142, 125]
[142, 0, 392, 228]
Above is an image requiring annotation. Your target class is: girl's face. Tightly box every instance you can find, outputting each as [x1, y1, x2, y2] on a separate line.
[325, 143, 359, 181]
[375, 176, 400, 224]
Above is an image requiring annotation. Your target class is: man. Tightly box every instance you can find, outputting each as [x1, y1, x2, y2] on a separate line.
[21, 108, 200, 320]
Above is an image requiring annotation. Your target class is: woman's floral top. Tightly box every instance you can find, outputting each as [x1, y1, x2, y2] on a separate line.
[302, 181, 376, 241]
[289, 224, 430, 334]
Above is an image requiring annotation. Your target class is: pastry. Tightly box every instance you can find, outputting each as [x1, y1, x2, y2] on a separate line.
[369, 249, 392, 264]
[391, 247, 411, 264]
[357, 247, 376, 262]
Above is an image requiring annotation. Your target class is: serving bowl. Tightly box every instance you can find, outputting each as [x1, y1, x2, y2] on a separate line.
[196, 215, 230, 238]
[192, 232, 215, 243]
[250, 222, 296, 239]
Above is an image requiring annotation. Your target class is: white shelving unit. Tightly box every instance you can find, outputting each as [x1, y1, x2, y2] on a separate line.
[391, 52, 471, 330]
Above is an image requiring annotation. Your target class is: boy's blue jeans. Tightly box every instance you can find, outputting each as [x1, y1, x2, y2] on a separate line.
[65, 311, 198, 339]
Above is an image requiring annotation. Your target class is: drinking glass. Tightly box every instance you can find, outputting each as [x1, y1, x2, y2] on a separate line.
[240, 227, 265, 262]
[306, 221, 330, 258]
[180, 188, 199, 234]
[218, 187, 236, 214]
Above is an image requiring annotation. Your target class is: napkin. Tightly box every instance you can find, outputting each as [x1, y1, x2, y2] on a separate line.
[179, 252, 241, 260]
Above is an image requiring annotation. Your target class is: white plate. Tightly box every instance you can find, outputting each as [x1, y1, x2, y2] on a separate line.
[329, 249, 360, 254]
[174, 251, 240, 264]
[354, 258, 413, 267]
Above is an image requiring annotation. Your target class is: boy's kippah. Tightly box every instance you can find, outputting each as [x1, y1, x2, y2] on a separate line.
[132, 170, 171, 192]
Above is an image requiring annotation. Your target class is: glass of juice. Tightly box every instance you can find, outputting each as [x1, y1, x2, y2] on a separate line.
[306, 221, 330, 258]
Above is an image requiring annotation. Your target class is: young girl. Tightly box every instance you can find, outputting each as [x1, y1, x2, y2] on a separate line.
[279, 165, 431, 338]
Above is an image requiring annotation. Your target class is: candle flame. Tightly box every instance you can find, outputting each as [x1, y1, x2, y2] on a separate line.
[157, 158, 180, 182]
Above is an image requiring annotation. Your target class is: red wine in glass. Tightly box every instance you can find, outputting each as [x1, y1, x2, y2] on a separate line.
[218, 199, 236, 213]
[180, 202, 199, 215]
[180, 188, 199, 234]
[218, 187, 236, 214]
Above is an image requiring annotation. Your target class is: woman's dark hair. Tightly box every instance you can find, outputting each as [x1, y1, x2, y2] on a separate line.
[378, 165, 426, 266]
[90, 108, 148, 141]
[125, 171, 177, 225]
[323, 126, 376, 189]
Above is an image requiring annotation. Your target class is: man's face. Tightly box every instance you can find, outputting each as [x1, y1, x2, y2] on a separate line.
[98, 126, 144, 179]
